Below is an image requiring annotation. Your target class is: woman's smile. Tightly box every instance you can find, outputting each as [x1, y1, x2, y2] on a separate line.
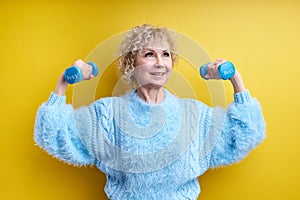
[149, 72, 166, 76]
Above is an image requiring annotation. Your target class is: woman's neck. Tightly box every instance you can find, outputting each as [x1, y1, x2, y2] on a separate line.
[136, 86, 165, 104]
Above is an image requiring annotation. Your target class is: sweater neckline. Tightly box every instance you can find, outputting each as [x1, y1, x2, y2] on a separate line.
[129, 89, 169, 107]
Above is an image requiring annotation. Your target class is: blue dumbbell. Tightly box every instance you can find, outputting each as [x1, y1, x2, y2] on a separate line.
[200, 61, 235, 80]
[64, 62, 98, 84]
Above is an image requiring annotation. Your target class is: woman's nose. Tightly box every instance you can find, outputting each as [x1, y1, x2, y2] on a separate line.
[154, 64, 164, 68]
[155, 55, 163, 66]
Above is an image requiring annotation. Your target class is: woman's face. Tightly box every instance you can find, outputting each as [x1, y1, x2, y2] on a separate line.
[134, 40, 173, 88]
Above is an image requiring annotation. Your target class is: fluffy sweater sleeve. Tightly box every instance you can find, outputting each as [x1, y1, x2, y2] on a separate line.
[208, 90, 266, 168]
[34, 92, 96, 166]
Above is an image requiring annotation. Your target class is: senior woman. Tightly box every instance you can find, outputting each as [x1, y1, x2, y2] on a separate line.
[34, 24, 266, 199]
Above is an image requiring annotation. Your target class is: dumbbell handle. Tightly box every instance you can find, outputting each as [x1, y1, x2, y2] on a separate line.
[64, 62, 98, 84]
[200, 61, 235, 80]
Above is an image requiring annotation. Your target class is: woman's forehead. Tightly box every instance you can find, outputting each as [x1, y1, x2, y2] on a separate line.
[143, 40, 170, 51]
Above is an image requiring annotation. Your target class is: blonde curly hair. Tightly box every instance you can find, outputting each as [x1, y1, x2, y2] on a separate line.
[116, 24, 178, 85]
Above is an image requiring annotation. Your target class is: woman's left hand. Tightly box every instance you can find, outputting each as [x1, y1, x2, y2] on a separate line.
[205, 58, 246, 93]
[204, 58, 227, 80]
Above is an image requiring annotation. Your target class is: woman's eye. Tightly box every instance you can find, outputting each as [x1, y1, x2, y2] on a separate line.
[145, 52, 154, 58]
[163, 52, 170, 57]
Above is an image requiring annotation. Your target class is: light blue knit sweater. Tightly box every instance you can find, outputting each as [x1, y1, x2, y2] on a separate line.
[34, 89, 265, 200]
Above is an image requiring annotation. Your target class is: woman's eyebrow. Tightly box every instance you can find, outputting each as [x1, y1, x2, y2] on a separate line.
[144, 48, 155, 52]
[144, 48, 169, 52]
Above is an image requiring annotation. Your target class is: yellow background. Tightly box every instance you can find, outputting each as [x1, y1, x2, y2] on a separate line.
[1, 0, 299, 199]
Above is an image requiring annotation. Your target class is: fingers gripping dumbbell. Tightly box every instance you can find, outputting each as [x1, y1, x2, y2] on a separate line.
[200, 61, 235, 80]
[64, 62, 98, 84]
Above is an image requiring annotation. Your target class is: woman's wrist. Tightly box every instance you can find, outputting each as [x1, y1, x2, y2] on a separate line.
[230, 71, 246, 93]
[54, 85, 67, 96]
[54, 74, 68, 96]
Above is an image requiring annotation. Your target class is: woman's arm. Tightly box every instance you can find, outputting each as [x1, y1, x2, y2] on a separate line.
[34, 59, 96, 166]
[203, 59, 266, 167]
[229, 71, 246, 93]
[34, 92, 96, 166]
[208, 90, 266, 168]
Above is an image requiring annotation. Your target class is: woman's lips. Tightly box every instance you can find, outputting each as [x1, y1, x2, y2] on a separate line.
[150, 72, 165, 76]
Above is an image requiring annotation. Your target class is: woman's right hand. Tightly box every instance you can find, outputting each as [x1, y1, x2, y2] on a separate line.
[72, 59, 94, 80]
[54, 59, 94, 96]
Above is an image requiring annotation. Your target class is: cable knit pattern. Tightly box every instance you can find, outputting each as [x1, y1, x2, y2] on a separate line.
[34, 89, 266, 199]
